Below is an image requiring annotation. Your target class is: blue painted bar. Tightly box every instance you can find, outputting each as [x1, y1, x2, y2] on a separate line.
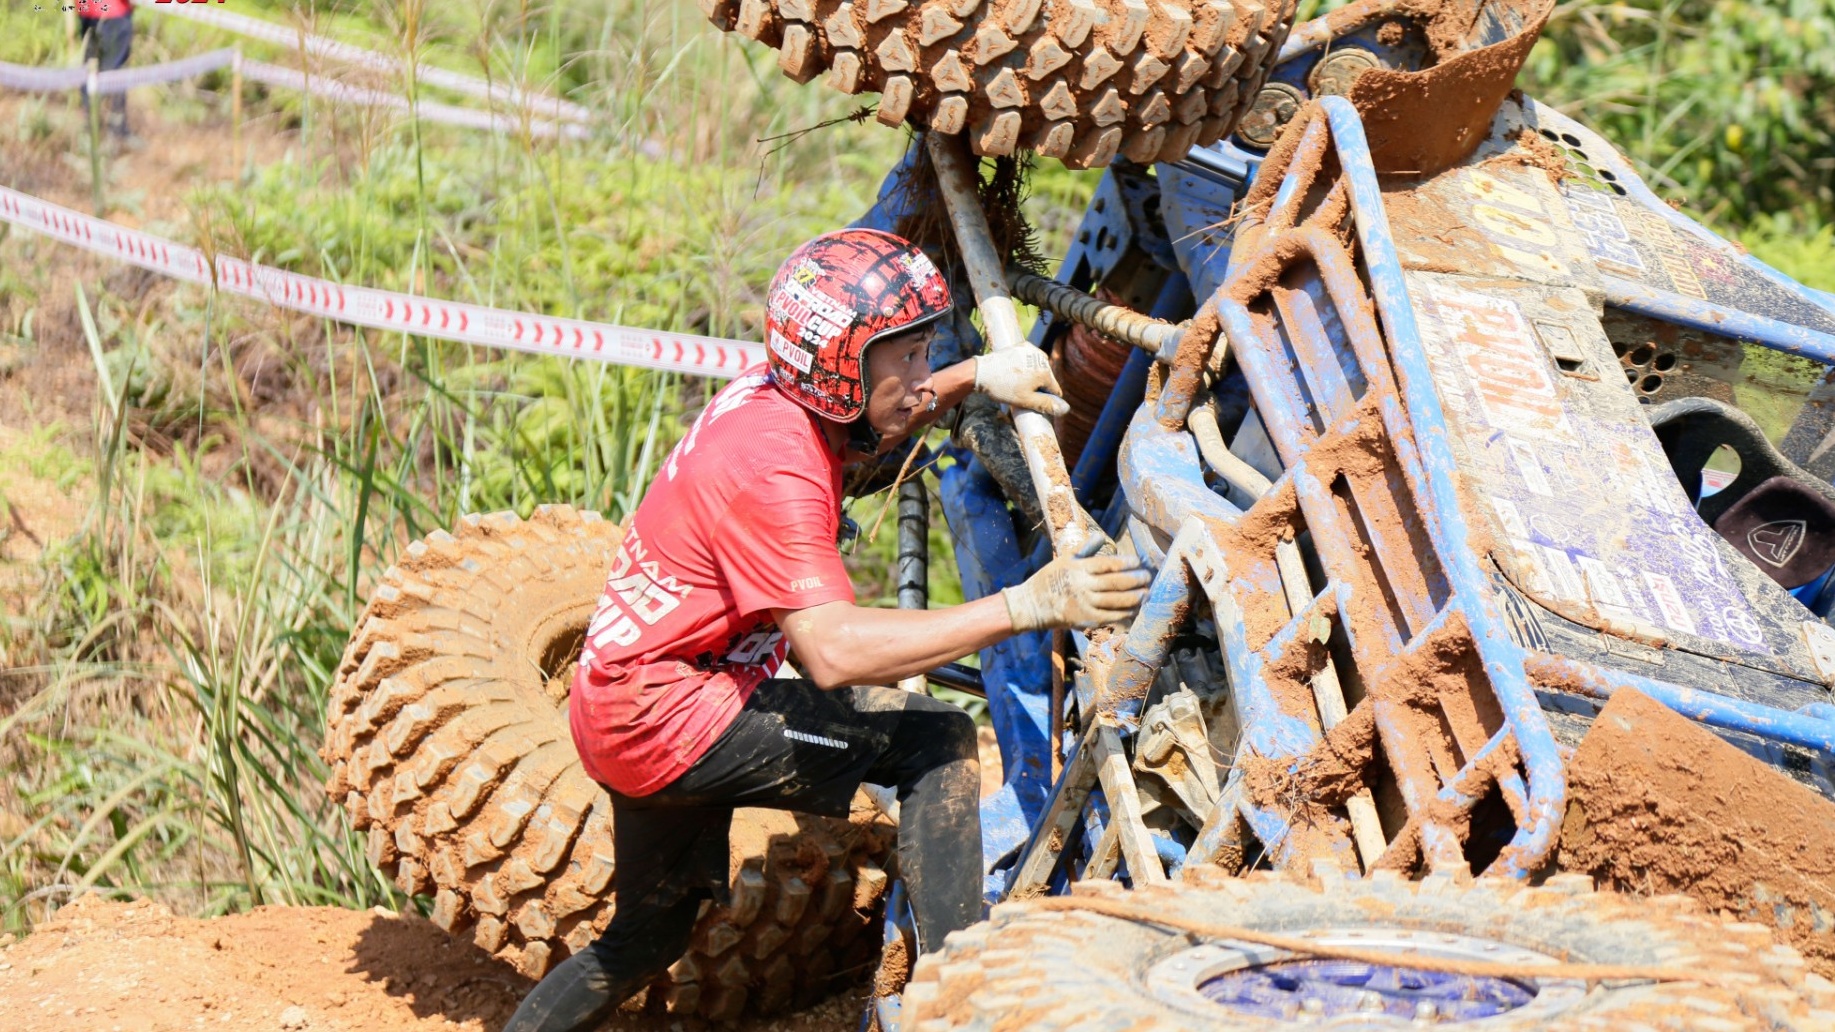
[1605, 278, 1835, 366]
[940, 449, 1056, 870]
[1323, 96, 1566, 875]
[1072, 345, 1154, 507]
[1531, 655, 1835, 755]
[1118, 406, 1243, 539]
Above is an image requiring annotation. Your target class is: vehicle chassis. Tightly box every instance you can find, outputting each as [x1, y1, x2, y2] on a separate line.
[855, 3, 1835, 1023]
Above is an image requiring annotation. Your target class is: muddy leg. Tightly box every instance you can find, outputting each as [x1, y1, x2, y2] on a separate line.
[864, 693, 983, 951]
[503, 803, 730, 1032]
[498, 894, 701, 1032]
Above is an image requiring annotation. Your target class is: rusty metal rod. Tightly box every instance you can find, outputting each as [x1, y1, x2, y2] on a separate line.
[926, 130, 1103, 557]
[1007, 269, 1184, 362]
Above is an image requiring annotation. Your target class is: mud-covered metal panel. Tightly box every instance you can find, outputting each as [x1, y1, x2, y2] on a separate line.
[1600, 310, 1744, 408]
[1158, 160, 1246, 303]
[1404, 269, 1827, 687]
[1516, 102, 1835, 339]
[1380, 155, 1601, 298]
[1494, 571, 1830, 713]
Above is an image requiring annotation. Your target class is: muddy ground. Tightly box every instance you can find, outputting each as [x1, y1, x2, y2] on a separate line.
[0, 894, 859, 1032]
[0, 729, 1003, 1031]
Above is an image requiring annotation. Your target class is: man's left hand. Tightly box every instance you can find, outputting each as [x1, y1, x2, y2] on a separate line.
[973, 348, 1070, 418]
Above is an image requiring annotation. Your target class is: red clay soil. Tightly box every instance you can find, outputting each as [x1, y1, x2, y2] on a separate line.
[0, 895, 861, 1032]
[1349, 0, 1556, 177]
[0, 735, 1006, 1032]
[1557, 687, 1835, 979]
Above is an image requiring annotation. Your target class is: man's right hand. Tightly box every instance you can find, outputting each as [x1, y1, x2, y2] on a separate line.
[1002, 554, 1153, 632]
[972, 348, 1071, 418]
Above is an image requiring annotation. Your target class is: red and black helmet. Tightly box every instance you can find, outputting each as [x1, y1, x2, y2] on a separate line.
[765, 229, 952, 422]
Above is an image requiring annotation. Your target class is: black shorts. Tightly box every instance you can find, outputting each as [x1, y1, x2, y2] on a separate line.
[605, 678, 975, 915]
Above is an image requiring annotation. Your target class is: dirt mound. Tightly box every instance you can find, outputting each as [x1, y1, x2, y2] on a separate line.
[1558, 686, 1835, 979]
[0, 894, 859, 1032]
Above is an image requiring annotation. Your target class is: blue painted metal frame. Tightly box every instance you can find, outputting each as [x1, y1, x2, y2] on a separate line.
[856, 7, 1835, 906]
[1319, 96, 1569, 873]
[845, 14, 1835, 1023]
[1097, 103, 1565, 874]
[1078, 96, 1835, 882]
[1603, 278, 1835, 367]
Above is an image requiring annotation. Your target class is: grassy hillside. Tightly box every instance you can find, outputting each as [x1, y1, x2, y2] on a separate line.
[0, 0, 980, 931]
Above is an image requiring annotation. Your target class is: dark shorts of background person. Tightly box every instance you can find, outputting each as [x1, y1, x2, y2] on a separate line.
[503, 678, 982, 1032]
[79, 13, 133, 137]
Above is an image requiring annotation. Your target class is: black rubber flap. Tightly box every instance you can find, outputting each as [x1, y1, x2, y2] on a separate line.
[1713, 475, 1835, 589]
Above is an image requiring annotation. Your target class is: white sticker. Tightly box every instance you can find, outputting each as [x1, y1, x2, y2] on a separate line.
[1512, 538, 1550, 597]
[1506, 437, 1552, 496]
[1802, 620, 1835, 683]
[1635, 444, 1686, 517]
[768, 327, 813, 373]
[1564, 187, 1645, 273]
[1491, 496, 1529, 540]
[1576, 554, 1629, 611]
[1641, 571, 1698, 636]
[1421, 281, 1573, 441]
[1536, 544, 1586, 603]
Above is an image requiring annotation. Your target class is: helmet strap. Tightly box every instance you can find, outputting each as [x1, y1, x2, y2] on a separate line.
[846, 415, 882, 454]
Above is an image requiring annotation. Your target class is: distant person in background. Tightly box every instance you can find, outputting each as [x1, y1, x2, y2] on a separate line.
[75, 0, 133, 141]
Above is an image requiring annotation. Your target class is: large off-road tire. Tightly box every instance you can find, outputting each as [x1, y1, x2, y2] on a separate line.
[703, 0, 1296, 167]
[321, 506, 896, 1021]
[904, 869, 1835, 1030]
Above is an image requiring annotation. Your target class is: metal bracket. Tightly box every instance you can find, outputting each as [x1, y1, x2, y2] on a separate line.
[1133, 687, 1222, 827]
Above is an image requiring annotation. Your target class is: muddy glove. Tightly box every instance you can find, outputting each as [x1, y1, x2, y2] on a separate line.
[973, 348, 1071, 418]
[1002, 554, 1153, 632]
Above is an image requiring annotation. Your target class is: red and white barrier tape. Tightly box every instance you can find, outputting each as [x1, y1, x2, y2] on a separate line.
[238, 59, 590, 140]
[0, 184, 761, 380]
[152, 4, 592, 125]
[0, 51, 587, 139]
[0, 48, 237, 94]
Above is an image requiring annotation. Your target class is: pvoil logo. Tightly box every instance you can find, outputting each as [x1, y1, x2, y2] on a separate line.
[1748, 519, 1807, 567]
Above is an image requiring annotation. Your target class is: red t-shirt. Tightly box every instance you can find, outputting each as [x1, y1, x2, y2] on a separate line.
[76, 0, 131, 19]
[570, 370, 856, 795]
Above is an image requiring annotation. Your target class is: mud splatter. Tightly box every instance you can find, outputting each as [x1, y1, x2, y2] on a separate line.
[1349, 0, 1556, 177]
[1555, 686, 1835, 979]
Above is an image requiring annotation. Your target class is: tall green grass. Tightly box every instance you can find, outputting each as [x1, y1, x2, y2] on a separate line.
[0, 0, 908, 932]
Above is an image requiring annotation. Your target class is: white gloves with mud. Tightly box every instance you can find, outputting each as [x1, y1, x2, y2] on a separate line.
[1003, 554, 1153, 632]
[973, 348, 1070, 418]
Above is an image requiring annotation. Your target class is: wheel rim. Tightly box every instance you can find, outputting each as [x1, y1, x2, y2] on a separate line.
[1145, 928, 1592, 1026]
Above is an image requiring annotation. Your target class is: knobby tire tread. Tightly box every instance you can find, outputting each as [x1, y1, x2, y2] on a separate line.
[323, 505, 896, 1021]
[903, 868, 1835, 1030]
[703, 0, 1298, 167]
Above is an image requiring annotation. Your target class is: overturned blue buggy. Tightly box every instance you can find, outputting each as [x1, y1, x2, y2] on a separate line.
[856, 0, 1835, 1026]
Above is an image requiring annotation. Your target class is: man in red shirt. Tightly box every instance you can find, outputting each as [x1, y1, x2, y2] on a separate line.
[503, 229, 1150, 1030]
[74, 0, 134, 140]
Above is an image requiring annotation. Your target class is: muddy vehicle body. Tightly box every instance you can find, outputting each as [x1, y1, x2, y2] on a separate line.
[864, 0, 1835, 1026]
[326, 0, 1835, 1027]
